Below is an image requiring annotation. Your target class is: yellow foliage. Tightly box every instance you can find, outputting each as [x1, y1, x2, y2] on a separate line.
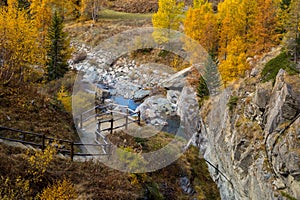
[152, 0, 184, 43]
[57, 85, 72, 112]
[0, 1, 45, 85]
[27, 145, 57, 183]
[218, 0, 247, 60]
[218, 37, 249, 86]
[171, 54, 180, 69]
[128, 173, 147, 185]
[0, 176, 31, 200]
[184, 2, 218, 56]
[248, 0, 279, 55]
[39, 179, 78, 200]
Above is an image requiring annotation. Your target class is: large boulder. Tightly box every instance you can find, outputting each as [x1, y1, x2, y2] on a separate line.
[160, 67, 193, 90]
[177, 86, 199, 139]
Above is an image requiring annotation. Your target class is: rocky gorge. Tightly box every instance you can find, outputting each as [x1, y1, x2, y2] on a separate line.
[70, 43, 199, 133]
[71, 43, 300, 199]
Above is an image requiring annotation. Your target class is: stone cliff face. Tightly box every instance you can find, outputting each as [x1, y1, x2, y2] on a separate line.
[197, 69, 300, 200]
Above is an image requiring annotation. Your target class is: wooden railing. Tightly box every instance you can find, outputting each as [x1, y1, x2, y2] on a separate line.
[96, 103, 141, 134]
[0, 104, 142, 161]
[78, 103, 141, 132]
[0, 126, 110, 161]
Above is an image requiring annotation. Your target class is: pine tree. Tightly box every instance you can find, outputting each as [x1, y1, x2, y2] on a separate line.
[46, 11, 71, 81]
[152, 0, 184, 44]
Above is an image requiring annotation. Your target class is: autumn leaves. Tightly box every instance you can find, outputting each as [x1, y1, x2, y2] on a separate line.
[153, 0, 300, 87]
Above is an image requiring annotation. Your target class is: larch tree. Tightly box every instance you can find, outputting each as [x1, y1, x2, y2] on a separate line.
[248, 0, 279, 55]
[46, 11, 71, 81]
[239, 0, 257, 48]
[217, 0, 249, 86]
[0, 0, 43, 85]
[218, 37, 249, 86]
[152, 0, 184, 44]
[217, 0, 246, 60]
[184, 1, 218, 57]
[29, 0, 52, 38]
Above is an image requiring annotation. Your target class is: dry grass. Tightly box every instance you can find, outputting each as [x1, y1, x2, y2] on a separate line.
[65, 11, 152, 47]
[0, 139, 220, 199]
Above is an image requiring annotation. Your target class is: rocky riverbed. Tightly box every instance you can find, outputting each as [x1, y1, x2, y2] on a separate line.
[70, 44, 196, 130]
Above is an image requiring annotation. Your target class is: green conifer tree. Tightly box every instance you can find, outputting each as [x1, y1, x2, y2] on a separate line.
[46, 11, 71, 81]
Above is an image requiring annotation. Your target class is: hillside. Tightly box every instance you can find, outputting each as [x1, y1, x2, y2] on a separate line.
[0, 1, 221, 199]
[1, 0, 300, 199]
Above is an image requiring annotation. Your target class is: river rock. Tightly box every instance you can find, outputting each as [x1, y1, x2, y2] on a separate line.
[136, 95, 176, 126]
[167, 90, 180, 104]
[133, 90, 151, 100]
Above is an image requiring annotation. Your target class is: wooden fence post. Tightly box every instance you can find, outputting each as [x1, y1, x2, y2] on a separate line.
[42, 134, 45, 151]
[22, 132, 26, 141]
[110, 118, 113, 134]
[70, 141, 74, 161]
[125, 108, 129, 130]
[138, 111, 141, 125]
[97, 121, 101, 132]
[104, 144, 107, 154]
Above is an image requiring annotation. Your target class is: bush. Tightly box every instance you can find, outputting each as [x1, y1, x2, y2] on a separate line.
[158, 50, 169, 57]
[227, 96, 239, 111]
[39, 179, 77, 200]
[27, 145, 57, 183]
[57, 85, 72, 112]
[197, 76, 209, 106]
[0, 176, 32, 200]
[261, 52, 299, 82]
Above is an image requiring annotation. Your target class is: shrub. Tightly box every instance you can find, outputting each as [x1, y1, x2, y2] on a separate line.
[158, 49, 169, 57]
[27, 145, 57, 183]
[261, 51, 299, 82]
[0, 176, 31, 200]
[227, 96, 239, 111]
[57, 85, 72, 112]
[39, 179, 78, 200]
[197, 76, 209, 106]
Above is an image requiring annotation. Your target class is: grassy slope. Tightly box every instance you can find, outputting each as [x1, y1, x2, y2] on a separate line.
[0, 72, 77, 141]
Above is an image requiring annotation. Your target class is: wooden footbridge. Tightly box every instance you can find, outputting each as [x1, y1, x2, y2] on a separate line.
[0, 103, 142, 160]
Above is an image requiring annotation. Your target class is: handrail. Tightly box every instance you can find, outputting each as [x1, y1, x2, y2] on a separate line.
[0, 126, 44, 137]
[0, 126, 110, 161]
